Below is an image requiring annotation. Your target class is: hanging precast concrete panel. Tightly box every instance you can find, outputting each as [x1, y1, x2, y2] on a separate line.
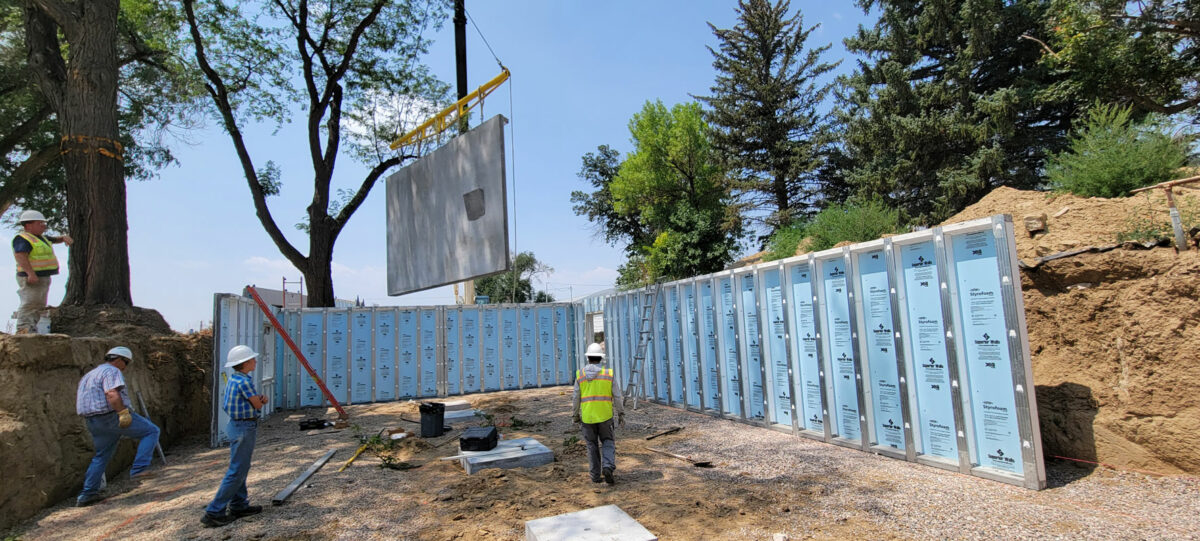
[594, 215, 1046, 489]
[385, 114, 510, 296]
[211, 298, 582, 446]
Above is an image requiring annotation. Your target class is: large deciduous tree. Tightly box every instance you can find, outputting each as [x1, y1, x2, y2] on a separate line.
[474, 251, 554, 304]
[21, 0, 128, 305]
[569, 144, 654, 257]
[183, 0, 449, 307]
[8, 1, 197, 230]
[839, 0, 1081, 225]
[609, 100, 742, 286]
[698, 0, 839, 234]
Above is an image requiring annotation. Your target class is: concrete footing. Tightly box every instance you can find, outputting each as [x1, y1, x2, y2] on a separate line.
[459, 437, 553, 475]
[525, 504, 656, 541]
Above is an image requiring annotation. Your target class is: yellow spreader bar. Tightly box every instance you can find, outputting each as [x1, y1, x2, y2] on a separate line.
[390, 68, 511, 150]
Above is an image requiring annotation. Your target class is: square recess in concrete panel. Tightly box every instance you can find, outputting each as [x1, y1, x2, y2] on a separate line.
[525, 505, 657, 541]
[460, 437, 553, 475]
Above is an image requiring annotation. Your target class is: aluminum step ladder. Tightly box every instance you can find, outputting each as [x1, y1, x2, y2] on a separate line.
[624, 281, 663, 410]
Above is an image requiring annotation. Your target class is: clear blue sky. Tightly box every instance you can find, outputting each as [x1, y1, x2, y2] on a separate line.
[3, 1, 876, 332]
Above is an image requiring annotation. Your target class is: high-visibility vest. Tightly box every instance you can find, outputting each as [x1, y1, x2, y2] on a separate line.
[16, 232, 58, 274]
[577, 367, 614, 424]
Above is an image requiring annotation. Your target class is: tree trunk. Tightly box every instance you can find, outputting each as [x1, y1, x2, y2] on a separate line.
[304, 217, 336, 308]
[24, 0, 131, 306]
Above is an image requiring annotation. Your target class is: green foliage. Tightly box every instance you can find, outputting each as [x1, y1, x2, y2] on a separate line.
[474, 251, 555, 304]
[699, 0, 839, 232]
[570, 145, 653, 253]
[1047, 0, 1200, 122]
[763, 221, 807, 261]
[799, 200, 902, 253]
[562, 435, 580, 448]
[610, 100, 742, 286]
[1047, 103, 1189, 197]
[1115, 196, 1200, 243]
[1, 0, 201, 228]
[839, 0, 1082, 225]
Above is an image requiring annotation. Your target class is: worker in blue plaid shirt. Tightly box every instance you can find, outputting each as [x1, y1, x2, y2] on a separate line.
[201, 345, 269, 528]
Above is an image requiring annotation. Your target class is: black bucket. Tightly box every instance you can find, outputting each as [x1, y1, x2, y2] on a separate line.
[419, 402, 445, 438]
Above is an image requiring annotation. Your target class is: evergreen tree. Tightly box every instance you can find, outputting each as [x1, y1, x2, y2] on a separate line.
[1046, 0, 1200, 122]
[699, 0, 839, 234]
[840, 0, 1081, 224]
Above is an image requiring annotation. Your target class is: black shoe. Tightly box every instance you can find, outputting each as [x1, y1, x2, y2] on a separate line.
[591, 477, 603, 483]
[76, 494, 105, 507]
[230, 505, 262, 518]
[201, 513, 235, 528]
[602, 467, 614, 485]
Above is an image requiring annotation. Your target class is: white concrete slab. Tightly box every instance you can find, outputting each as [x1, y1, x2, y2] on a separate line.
[525, 504, 657, 541]
[460, 437, 554, 475]
[444, 409, 481, 423]
[441, 399, 471, 411]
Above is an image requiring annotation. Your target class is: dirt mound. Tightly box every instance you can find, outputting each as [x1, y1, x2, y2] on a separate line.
[0, 328, 210, 531]
[50, 305, 173, 338]
[946, 187, 1200, 474]
[944, 186, 1200, 259]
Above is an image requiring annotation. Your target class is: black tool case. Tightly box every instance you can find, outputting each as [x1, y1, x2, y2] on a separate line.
[460, 426, 499, 452]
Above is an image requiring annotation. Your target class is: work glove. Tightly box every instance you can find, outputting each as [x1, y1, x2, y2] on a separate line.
[117, 408, 132, 429]
[572, 413, 582, 424]
[618, 413, 626, 428]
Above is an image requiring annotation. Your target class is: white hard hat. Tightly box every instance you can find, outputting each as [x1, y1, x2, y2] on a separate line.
[106, 346, 133, 362]
[225, 345, 258, 369]
[18, 210, 46, 223]
[585, 343, 605, 360]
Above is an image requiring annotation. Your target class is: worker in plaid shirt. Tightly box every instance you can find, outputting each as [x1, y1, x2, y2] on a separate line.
[201, 345, 268, 528]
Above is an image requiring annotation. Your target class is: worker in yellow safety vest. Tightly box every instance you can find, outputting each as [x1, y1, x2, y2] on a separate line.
[11, 210, 71, 333]
[572, 342, 624, 485]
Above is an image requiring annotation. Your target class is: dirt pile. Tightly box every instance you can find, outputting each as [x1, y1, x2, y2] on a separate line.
[0, 318, 211, 531]
[945, 187, 1200, 474]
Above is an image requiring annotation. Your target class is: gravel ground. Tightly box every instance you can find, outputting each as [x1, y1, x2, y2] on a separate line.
[10, 386, 1198, 540]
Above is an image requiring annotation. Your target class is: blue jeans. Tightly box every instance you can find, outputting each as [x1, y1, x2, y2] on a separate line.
[206, 420, 258, 515]
[78, 411, 160, 501]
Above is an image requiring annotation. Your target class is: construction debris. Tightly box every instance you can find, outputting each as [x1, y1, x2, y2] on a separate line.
[272, 449, 336, 505]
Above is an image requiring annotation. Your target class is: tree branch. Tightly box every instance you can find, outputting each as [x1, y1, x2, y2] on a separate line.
[183, 0, 306, 269]
[0, 143, 60, 215]
[332, 154, 410, 231]
[0, 103, 52, 157]
[28, 0, 79, 34]
[22, 3, 67, 112]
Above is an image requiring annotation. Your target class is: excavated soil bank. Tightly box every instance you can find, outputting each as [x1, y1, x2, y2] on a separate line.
[0, 321, 211, 531]
[946, 188, 1200, 474]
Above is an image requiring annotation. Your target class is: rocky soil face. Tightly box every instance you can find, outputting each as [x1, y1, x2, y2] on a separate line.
[0, 313, 211, 531]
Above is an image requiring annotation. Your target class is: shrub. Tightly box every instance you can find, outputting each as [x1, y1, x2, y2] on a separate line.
[766, 200, 902, 257]
[763, 222, 808, 261]
[1047, 103, 1190, 198]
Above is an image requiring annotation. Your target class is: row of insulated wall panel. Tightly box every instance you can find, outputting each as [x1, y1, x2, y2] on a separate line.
[600, 215, 1046, 490]
[212, 301, 584, 446]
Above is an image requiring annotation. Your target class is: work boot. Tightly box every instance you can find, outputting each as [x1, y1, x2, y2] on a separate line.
[602, 467, 614, 485]
[230, 505, 263, 518]
[76, 494, 105, 507]
[201, 513, 235, 528]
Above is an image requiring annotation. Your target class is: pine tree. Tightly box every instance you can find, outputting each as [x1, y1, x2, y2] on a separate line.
[699, 0, 839, 234]
[839, 0, 1081, 224]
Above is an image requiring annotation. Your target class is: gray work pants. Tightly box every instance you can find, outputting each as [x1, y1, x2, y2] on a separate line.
[15, 275, 50, 333]
[581, 418, 615, 480]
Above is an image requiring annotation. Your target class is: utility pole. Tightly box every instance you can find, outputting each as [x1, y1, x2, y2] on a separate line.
[454, 0, 476, 305]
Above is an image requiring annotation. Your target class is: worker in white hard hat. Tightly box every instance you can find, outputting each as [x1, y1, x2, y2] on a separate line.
[75, 346, 161, 507]
[572, 342, 624, 485]
[11, 209, 72, 333]
[202, 345, 268, 528]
